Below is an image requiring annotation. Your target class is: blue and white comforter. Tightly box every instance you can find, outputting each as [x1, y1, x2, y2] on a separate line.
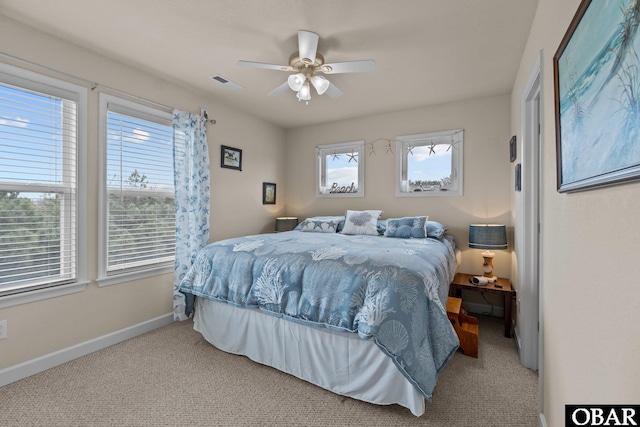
[178, 231, 460, 401]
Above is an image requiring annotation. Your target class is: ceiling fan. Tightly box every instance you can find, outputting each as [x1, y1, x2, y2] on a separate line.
[237, 30, 375, 104]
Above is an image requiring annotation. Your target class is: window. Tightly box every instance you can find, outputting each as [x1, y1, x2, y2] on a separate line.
[316, 141, 365, 197]
[0, 63, 87, 299]
[396, 129, 463, 197]
[98, 94, 174, 285]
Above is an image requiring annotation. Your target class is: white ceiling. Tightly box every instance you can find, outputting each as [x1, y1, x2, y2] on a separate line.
[0, 0, 539, 129]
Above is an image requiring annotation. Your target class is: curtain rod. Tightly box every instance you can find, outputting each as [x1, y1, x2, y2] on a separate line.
[0, 51, 216, 124]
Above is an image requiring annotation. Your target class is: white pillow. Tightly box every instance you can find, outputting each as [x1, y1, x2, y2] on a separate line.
[341, 210, 383, 235]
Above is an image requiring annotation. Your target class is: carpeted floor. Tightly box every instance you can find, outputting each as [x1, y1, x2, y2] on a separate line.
[0, 314, 538, 426]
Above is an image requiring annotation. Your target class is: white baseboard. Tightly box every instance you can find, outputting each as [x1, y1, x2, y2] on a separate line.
[0, 313, 173, 388]
[539, 413, 548, 427]
[463, 301, 504, 318]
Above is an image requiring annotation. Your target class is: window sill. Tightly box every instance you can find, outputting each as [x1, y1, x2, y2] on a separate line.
[316, 192, 365, 198]
[0, 281, 89, 309]
[395, 190, 463, 197]
[97, 265, 173, 288]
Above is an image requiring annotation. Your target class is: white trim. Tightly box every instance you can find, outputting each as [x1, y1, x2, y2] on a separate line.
[519, 49, 545, 425]
[0, 281, 89, 308]
[395, 129, 464, 197]
[0, 62, 88, 299]
[518, 50, 542, 371]
[539, 413, 548, 427]
[96, 265, 173, 287]
[97, 93, 174, 280]
[0, 313, 173, 387]
[315, 140, 365, 198]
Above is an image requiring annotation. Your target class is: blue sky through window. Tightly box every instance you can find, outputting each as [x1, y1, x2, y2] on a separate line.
[106, 112, 174, 192]
[407, 144, 452, 183]
[326, 153, 358, 187]
[0, 83, 66, 185]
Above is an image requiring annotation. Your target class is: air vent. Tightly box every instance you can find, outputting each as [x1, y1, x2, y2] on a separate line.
[210, 74, 243, 91]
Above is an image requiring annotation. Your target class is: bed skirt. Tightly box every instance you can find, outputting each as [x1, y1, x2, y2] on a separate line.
[193, 297, 425, 416]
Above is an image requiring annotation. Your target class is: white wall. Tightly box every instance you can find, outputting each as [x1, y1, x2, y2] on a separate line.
[0, 15, 286, 370]
[285, 94, 513, 282]
[511, 1, 640, 425]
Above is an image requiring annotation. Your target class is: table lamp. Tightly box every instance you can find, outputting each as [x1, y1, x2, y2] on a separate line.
[275, 217, 298, 232]
[468, 224, 507, 280]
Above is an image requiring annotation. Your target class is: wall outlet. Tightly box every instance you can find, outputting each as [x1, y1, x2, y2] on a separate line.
[0, 320, 7, 340]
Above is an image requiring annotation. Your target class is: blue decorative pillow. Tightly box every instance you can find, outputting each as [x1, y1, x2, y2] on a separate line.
[297, 218, 341, 233]
[341, 210, 382, 235]
[294, 216, 344, 231]
[426, 220, 447, 239]
[385, 216, 428, 238]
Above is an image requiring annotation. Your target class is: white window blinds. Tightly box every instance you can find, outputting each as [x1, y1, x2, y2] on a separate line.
[0, 81, 78, 295]
[103, 99, 175, 276]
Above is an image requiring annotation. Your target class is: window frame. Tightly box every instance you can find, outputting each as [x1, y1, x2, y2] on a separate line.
[0, 62, 88, 306]
[395, 129, 464, 197]
[316, 140, 365, 198]
[97, 93, 174, 287]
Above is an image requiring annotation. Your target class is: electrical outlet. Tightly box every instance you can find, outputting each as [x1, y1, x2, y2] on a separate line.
[0, 320, 7, 340]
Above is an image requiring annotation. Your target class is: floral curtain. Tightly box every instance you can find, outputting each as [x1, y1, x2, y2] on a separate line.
[172, 109, 210, 321]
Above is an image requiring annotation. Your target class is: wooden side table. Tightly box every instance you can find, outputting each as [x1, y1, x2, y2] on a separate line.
[449, 272, 515, 338]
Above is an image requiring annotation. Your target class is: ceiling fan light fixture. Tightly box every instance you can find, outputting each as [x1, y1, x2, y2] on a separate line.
[287, 73, 305, 91]
[237, 30, 374, 104]
[297, 83, 311, 101]
[311, 75, 330, 95]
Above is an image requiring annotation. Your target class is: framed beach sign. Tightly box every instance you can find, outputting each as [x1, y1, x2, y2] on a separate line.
[554, 0, 640, 192]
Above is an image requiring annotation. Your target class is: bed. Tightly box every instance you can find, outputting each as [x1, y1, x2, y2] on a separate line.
[176, 213, 460, 416]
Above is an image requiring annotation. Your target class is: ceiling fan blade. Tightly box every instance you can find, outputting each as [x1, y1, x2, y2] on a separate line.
[267, 81, 291, 97]
[298, 30, 319, 64]
[322, 60, 376, 74]
[325, 82, 343, 99]
[237, 60, 292, 72]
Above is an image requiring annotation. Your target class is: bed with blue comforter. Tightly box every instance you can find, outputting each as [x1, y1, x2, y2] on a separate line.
[178, 229, 460, 407]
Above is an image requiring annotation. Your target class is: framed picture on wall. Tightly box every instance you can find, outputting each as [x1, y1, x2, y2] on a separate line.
[262, 182, 276, 204]
[221, 145, 242, 171]
[554, 0, 640, 192]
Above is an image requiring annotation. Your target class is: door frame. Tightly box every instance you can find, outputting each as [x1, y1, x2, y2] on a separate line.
[519, 50, 544, 423]
[519, 50, 542, 370]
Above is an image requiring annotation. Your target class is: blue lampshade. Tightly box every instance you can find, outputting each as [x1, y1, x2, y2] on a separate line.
[468, 224, 507, 250]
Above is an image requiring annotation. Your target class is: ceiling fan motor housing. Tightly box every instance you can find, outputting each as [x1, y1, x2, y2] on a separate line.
[289, 52, 329, 76]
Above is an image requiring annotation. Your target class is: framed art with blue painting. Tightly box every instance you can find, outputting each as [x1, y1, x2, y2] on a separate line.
[554, 0, 640, 192]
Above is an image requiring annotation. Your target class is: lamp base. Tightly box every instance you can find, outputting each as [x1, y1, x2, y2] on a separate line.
[481, 251, 495, 278]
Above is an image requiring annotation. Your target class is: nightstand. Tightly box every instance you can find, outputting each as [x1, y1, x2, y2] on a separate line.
[449, 272, 515, 338]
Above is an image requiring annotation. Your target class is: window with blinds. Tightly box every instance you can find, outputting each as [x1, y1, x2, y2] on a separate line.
[0, 66, 85, 296]
[100, 94, 174, 281]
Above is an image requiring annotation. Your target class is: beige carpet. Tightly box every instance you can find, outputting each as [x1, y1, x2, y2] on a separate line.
[0, 314, 538, 426]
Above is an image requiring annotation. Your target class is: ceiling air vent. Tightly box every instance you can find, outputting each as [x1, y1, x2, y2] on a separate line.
[211, 74, 243, 91]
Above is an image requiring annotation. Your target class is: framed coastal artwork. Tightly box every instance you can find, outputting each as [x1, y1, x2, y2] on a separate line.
[221, 145, 242, 171]
[262, 182, 276, 204]
[554, 0, 640, 192]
